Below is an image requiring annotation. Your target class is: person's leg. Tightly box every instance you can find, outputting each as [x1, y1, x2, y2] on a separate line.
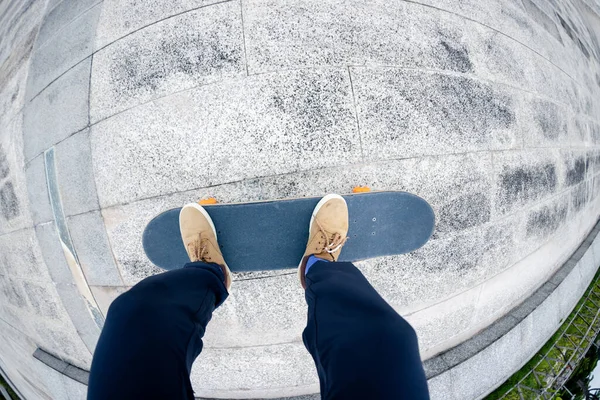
[297, 194, 429, 399]
[88, 203, 233, 400]
[302, 261, 429, 400]
[88, 262, 228, 400]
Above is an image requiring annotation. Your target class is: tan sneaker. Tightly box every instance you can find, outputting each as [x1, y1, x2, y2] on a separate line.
[298, 194, 349, 289]
[179, 203, 232, 291]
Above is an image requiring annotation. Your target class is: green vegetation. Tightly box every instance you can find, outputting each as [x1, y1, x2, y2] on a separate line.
[486, 269, 600, 400]
[0, 372, 19, 400]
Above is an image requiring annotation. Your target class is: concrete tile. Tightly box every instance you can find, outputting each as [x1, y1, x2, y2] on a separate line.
[522, 193, 569, 242]
[89, 285, 129, 316]
[61, 375, 87, 400]
[30, 360, 70, 400]
[243, 0, 483, 74]
[26, 4, 100, 99]
[0, 227, 51, 281]
[0, 48, 31, 127]
[54, 282, 102, 352]
[562, 149, 588, 188]
[549, 259, 578, 286]
[520, 287, 563, 355]
[522, 97, 570, 147]
[448, 323, 524, 400]
[570, 181, 592, 213]
[90, 1, 245, 122]
[36, 0, 101, 49]
[555, 259, 584, 317]
[34, 222, 70, 282]
[67, 211, 122, 287]
[25, 154, 53, 225]
[204, 273, 305, 348]
[427, 371, 455, 400]
[21, 280, 61, 319]
[54, 129, 99, 216]
[521, 0, 563, 42]
[492, 149, 560, 216]
[0, 276, 29, 309]
[0, 1, 43, 69]
[571, 117, 592, 147]
[439, 314, 518, 368]
[0, 115, 33, 234]
[510, 282, 556, 320]
[415, 0, 547, 55]
[0, 302, 32, 334]
[405, 287, 480, 358]
[95, 0, 223, 50]
[587, 149, 600, 177]
[23, 58, 90, 161]
[578, 244, 598, 288]
[357, 228, 486, 313]
[479, 213, 522, 277]
[29, 318, 93, 368]
[91, 69, 360, 207]
[423, 356, 450, 379]
[473, 254, 554, 327]
[352, 68, 520, 161]
[101, 180, 262, 285]
[46, 0, 65, 12]
[0, 319, 69, 400]
[190, 342, 318, 398]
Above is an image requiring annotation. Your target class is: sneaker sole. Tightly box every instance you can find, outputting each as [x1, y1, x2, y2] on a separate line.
[297, 194, 347, 283]
[180, 203, 233, 289]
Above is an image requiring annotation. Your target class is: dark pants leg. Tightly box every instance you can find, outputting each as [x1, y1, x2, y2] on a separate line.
[302, 261, 430, 400]
[87, 262, 228, 400]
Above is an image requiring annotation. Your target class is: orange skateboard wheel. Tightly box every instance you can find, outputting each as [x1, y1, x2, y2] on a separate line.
[199, 197, 218, 205]
[352, 186, 371, 193]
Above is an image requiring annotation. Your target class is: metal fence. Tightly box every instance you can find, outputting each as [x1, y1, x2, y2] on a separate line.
[498, 276, 600, 400]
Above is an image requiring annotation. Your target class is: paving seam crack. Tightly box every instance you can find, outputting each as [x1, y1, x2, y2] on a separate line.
[238, 0, 250, 76]
[92, 0, 235, 55]
[88, 63, 600, 131]
[27, 55, 91, 104]
[96, 148, 548, 209]
[34, 0, 103, 52]
[346, 66, 364, 162]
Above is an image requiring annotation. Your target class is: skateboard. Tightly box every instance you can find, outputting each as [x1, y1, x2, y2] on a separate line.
[142, 190, 435, 272]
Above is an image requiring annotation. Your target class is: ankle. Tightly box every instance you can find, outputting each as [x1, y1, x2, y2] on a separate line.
[305, 254, 330, 275]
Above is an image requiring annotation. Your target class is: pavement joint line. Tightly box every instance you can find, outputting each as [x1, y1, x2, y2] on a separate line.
[24, 124, 90, 166]
[94, 145, 587, 209]
[34, 0, 103, 51]
[346, 67, 364, 162]
[26, 55, 92, 105]
[87, 53, 93, 127]
[238, 0, 250, 77]
[92, 0, 236, 55]
[87, 62, 600, 131]
[234, 271, 296, 282]
[398, 0, 579, 85]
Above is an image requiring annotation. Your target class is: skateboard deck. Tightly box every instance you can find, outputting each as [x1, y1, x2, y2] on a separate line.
[143, 191, 435, 272]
